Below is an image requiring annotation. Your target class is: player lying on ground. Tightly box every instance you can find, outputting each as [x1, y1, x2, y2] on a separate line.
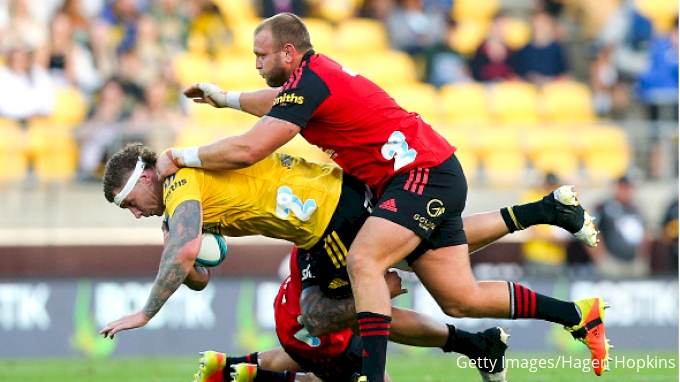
[156, 13, 608, 379]
[192, 247, 508, 382]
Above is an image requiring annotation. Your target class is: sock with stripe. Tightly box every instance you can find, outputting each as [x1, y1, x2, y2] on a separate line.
[500, 199, 557, 233]
[508, 282, 581, 326]
[357, 312, 391, 382]
[222, 353, 258, 380]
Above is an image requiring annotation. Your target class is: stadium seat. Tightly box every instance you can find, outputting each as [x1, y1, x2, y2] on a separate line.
[359, 50, 419, 89]
[540, 80, 597, 123]
[451, 0, 500, 23]
[173, 51, 215, 86]
[502, 17, 532, 50]
[174, 126, 230, 147]
[634, 0, 679, 33]
[212, 0, 258, 24]
[448, 20, 490, 56]
[577, 125, 631, 182]
[384, 83, 439, 123]
[439, 83, 491, 124]
[489, 81, 541, 124]
[481, 150, 528, 187]
[27, 124, 79, 182]
[214, 54, 266, 90]
[0, 124, 29, 182]
[301, 18, 335, 55]
[531, 150, 581, 181]
[228, 18, 265, 55]
[335, 18, 390, 54]
[47, 86, 89, 129]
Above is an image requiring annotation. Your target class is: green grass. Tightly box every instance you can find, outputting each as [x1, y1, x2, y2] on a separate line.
[0, 351, 677, 381]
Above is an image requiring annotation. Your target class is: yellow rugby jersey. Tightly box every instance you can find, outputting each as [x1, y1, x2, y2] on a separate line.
[163, 153, 343, 250]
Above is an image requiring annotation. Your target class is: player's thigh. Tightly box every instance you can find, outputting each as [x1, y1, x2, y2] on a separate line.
[258, 346, 305, 372]
[410, 244, 479, 312]
[348, 215, 422, 271]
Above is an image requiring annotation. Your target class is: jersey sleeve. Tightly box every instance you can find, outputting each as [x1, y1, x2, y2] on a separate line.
[163, 168, 202, 219]
[266, 67, 330, 128]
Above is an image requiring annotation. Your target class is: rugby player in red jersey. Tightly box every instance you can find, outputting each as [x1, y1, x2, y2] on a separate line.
[156, 13, 609, 380]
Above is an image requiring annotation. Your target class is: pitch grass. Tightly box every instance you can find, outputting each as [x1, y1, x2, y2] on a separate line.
[0, 351, 677, 382]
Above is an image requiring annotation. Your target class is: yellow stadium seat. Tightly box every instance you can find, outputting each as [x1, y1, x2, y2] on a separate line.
[47, 86, 89, 129]
[175, 126, 227, 147]
[502, 17, 532, 50]
[439, 82, 490, 123]
[384, 83, 439, 123]
[572, 0, 622, 39]
[452, 0, 500, 23]
[481, 150, 528, 187]
[335, 18, 390, 54]
[476, 127, 522, 157]
[634, 0, 679, 33]
[577, 125, 631, 181]
[532, 150, 581, 181]
[27, 125, 78, 182]
[212, 0, 258, 24]
[489, 81, 541, 124]
[540, 80, 596, 123]
[449, 20, 490, 56]
[302, 18, 335, 54]
[0, 125, 29, 182]
[214, 54, 265, 90]
[315, 0, 362, 23]
[359, 50, 419, 88]
[173, 52, 215, 86]
[227, 18, 265, 55]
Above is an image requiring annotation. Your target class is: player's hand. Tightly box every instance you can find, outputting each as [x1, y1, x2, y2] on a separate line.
[385, 270, 408, 299]
[155, 151, 181, 180]
[99, 311, 151, 339]
[183, 83, 224, 108]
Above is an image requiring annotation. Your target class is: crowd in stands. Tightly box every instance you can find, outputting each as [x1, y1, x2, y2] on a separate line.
[0, 0, 676, 183]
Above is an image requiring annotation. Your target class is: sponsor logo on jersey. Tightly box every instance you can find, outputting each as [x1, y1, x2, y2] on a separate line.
[163, 176, 187, 203]
[427, 199, 445, 217]
[280, 154, 294, 169]
[413, 214, 435, 231]
[327, 278, 349, 290]
[378, 198, 397, 212]
[381, 131, 417, 171]
[273, 93, 305, 106]
[301, 264, 314, 281]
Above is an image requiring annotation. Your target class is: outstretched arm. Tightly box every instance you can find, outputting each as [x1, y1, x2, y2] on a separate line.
[156, 116, 301, 179]
[100, 200, 203, 338]
[183, 83, 280, 118]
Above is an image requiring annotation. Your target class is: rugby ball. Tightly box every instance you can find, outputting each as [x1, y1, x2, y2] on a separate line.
[195, 232, 228, 267]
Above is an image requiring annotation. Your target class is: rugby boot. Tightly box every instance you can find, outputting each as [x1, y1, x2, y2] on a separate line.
[472, 327, 510, 382]
[230, 363, 258, 382]
[547, 185, 599, 247]
[565, 298, 611, 376]
[193, 351, 227, 382]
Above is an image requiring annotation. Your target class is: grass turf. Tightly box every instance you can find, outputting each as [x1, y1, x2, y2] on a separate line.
[0, 351, 677, 381]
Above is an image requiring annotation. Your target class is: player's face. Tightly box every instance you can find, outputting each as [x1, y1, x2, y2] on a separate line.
[117, 177, 164, 218]
[254, 29, 290, 87]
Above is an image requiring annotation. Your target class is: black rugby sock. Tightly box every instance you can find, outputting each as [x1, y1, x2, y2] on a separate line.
[223, 352, 259, 380]
[508, 282, 580, 326]
[357, 312, 391, 382]
[501, 198, 557, 232]
[254, 369, 297, 382]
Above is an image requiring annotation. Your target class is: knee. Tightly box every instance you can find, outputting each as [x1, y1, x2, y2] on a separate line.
[439, 297, 479, 318]
[346, 251, 381, 277]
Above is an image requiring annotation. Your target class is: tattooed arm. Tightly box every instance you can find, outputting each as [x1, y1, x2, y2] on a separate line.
[300, 271, 407, 337]
[100, 200, 203, 339]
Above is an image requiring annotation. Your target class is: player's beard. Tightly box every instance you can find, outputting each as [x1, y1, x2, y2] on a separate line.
[265, 56, 289, 87]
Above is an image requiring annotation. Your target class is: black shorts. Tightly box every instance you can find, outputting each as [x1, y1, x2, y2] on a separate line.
[371, 154, 468, 265]
[284, 334, 363, 382]
[298, 173, 371, 299]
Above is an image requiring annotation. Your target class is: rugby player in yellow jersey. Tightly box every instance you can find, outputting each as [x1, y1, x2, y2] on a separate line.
[99, 143, 606, 381]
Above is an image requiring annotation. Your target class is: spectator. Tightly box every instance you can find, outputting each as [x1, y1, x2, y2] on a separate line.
[635, 19, 679, 121]
[133, 15, 167, 87]
[257, 0, 309, 18]
[469, 12, 519, 82]
[98, 0, 140, 54]
[58, 0, 96, 46]
[422, 18, 473, 87]
[149, 0, 191, 57]
[385, 0, 447, 57]
[89, 18, 118, 80]
[660, 197, 679, 274]
[128, 79, 185, 152]
[589, 44, 629, 118]
[357, 0, 394, 22]
[512, 10, 569, 86]
[0, 46, 54, 123]
[75, 79, 129, 181]
[0, 0, 49, 53]
[588, 175, 652, 279]
[519, 172, 572, 277]
[34, 12, 101, 93]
